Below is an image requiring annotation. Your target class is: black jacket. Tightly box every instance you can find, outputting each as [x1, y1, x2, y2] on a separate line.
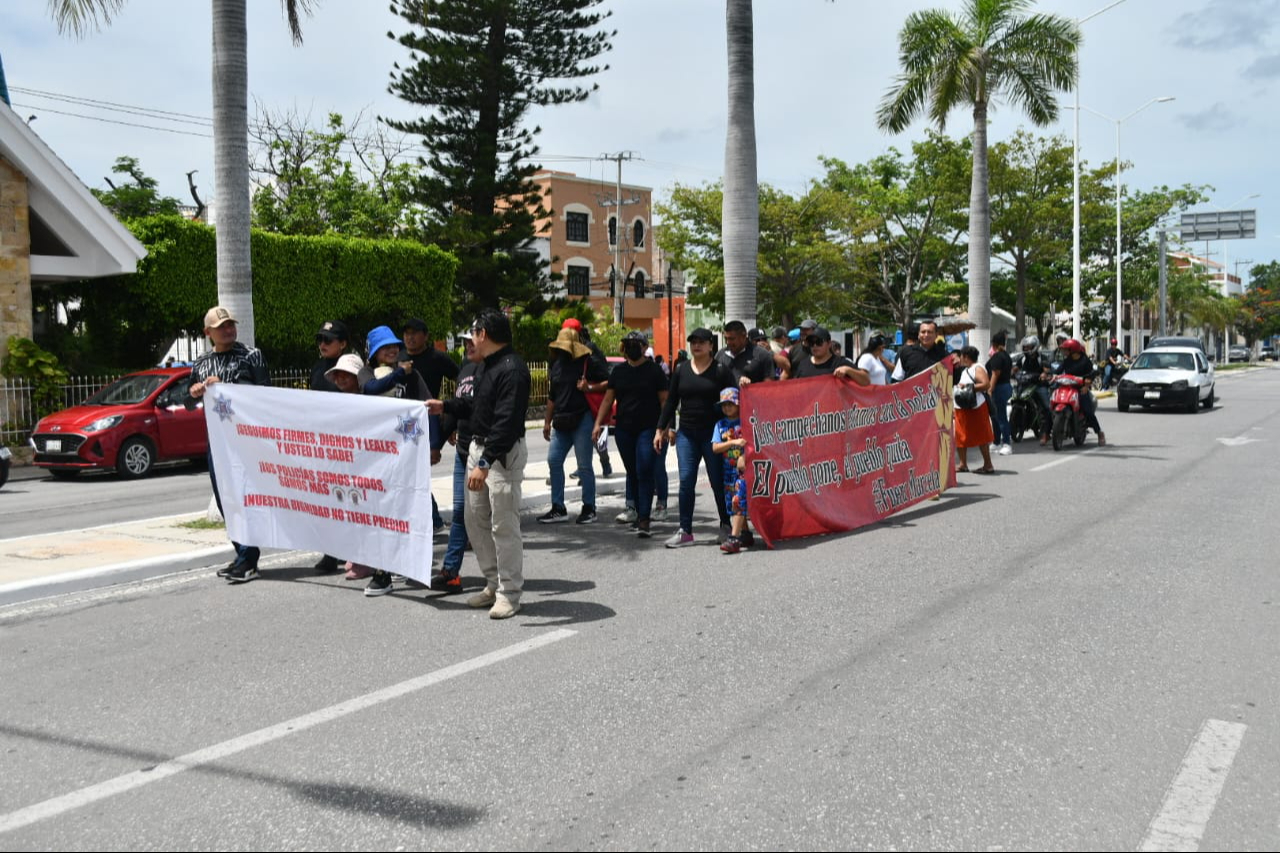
[443, 345, 530, 467]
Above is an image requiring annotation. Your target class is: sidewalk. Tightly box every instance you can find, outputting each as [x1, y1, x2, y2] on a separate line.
[0, 454, 680, 596]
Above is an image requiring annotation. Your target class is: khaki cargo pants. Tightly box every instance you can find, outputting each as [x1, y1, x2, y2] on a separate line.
[465, 438, 526, 602]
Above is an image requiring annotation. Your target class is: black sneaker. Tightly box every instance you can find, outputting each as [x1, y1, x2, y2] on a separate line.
[636, 517, 651, 539]
[429, 570, 463, 594]
[313, 554, 341, 574]
[537, 505, 569, 524]
[576, 505, 597, 524]
[216, 560, 236, 579]
[364, 571, 394, 597]
[226, 562, 259, 584]
[601, 463, 614, 477]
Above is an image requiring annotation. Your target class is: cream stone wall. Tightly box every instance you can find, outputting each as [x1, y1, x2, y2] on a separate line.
[0, 155, 32, 359]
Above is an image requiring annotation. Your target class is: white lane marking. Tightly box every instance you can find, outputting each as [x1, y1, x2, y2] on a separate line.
[0, 628, 576, 835]
[1138, 719, 1247, 852]
[0, 511, 205, 545]
[1030, 447, 1102, 472]
[0, 547, 229, 596]
[1216, 436, 1261, 447]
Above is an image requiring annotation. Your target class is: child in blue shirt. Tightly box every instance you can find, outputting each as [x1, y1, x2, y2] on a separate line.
[712, 387, 750, 554]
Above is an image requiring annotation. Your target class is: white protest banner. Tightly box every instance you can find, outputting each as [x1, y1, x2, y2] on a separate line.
[205, 384, 433, 582]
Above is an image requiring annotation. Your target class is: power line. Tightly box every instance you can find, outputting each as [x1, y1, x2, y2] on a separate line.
[8, 103, 214, 138]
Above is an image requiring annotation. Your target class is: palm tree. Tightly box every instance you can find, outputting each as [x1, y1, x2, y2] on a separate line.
[723, 0, 758, 328]
[50, 0, 311, 347]
[877, 0, 1078, 355]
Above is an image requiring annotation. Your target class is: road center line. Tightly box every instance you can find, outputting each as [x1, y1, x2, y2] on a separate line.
[0, 628, 577, 835]
[1138, 718, 1247, 852]
[1030, 447, 1102, 472]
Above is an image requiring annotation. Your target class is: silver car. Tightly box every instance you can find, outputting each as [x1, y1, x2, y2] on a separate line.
[1116, 346, 1215, 413]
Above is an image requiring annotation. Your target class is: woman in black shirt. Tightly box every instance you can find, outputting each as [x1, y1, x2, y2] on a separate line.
[986, 330, 1014, 454]
[655, 328, 736, 547]
[592, 332, 668, 538]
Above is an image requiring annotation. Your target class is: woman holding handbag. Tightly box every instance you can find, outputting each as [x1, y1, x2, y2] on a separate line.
[954, 345, 996, 474]
[540, 327, 610, 524]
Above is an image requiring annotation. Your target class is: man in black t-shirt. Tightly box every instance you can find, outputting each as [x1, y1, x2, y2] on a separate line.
[1102, 338, 1126, 390]
[717, 320, 777, 386]
[402, 318, 459, 400]
[895, 320, 947, 379]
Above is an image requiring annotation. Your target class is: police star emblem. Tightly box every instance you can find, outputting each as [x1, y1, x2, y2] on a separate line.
[394, 413, 425, 444]
[212, 394, 235, 422]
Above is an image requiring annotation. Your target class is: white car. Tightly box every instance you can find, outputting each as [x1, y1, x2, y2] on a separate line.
[1116, 346, 1215, 413]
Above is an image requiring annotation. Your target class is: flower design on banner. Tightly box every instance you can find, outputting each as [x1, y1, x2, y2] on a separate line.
[394, 413, 425, 444]
[212, 394, 235, 422]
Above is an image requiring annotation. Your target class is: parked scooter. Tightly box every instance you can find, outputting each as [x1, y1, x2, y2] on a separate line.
[1049, 374, 1088, 451]
[1009, 370, 1047, 443]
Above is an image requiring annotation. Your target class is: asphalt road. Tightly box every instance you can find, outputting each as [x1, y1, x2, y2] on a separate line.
[2, 369, 1279, 850]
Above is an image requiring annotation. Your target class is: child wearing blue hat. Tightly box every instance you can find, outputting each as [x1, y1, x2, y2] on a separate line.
[712, 387, 751, 554]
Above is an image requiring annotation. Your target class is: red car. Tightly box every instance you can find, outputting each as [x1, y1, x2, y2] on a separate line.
[29, 368, 208, 478]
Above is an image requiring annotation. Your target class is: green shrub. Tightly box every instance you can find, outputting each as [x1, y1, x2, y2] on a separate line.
[65, 216, 458, 369]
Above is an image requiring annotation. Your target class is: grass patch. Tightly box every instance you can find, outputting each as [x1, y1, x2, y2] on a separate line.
[176, 517, 225, 530]
[1215, 363, 1255, 372]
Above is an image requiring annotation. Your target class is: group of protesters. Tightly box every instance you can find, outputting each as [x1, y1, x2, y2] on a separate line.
[189, 301, 1105, 617]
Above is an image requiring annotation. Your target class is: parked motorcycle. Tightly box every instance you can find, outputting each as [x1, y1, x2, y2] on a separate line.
[1009, 370, 1047, 443]
[0, 446, 10, 490]
[1049, 374, 1088, 451]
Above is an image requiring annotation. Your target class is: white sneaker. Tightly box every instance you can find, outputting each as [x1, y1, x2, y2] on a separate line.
[664, 530, 695, 548]
[998, 444, 1012, 456]
[652, 504, 668, 522]
[615, 507, 638, 524]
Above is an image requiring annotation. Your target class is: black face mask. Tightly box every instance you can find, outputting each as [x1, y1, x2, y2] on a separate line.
[623, 341, 645, 360]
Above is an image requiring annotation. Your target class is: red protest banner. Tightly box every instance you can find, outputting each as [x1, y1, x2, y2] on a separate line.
[741, 361, 957, 547]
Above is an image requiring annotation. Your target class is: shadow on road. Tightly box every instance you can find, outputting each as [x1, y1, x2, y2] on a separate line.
[0, 722, 485, 831]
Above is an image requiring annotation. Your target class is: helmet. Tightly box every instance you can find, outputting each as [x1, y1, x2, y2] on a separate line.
[1061, 339, 1085, 355]
[1021, 335, 1040, 352]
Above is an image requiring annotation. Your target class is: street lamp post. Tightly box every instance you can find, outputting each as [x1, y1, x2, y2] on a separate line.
[1075, 97, 1175, 355]
[1072, 0, 1131, 340]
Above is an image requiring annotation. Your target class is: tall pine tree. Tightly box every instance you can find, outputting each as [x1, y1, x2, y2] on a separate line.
[387, 0, 613, 320]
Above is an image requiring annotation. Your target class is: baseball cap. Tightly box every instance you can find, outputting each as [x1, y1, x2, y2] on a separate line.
[800, 319, 818, 331]
[809, 326, 833, 344]
[325, 353, 364, 378]
[747, 327, 767, 342]
[403, 318, 428, 334]
[687, 328, 714, 343]
[771, 326, 788, 339]
[203, 306, 236, 329]
[562, 318, 583, 331]
[719, 387, 740, 406]
[316, 319, 349, 342]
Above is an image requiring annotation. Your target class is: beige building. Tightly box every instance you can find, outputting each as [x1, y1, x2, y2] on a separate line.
[530, 169, 687, 360]
[0, 103, 145, 357]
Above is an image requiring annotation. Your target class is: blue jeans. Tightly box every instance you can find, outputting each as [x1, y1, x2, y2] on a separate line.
[625, 434, 669, 508]
[614, 427, 660, 518]
[207, 451, 259, 566]
[989, 383, 1013, 445]
[675, 426, 728, 533]
[441, 450, 469, 574]
[548, 411, 596, 507]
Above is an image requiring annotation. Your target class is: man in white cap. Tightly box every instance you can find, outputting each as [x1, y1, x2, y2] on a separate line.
[187, 306, 270, 584]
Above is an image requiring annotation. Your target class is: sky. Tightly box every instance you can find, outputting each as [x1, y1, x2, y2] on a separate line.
[4, 0, 1278, 281]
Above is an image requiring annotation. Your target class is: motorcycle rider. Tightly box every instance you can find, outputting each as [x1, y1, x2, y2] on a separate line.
[1015, 335, 1053, 446]
[1053, 339, 1106, 446]
[1102, 338, 1126, 390]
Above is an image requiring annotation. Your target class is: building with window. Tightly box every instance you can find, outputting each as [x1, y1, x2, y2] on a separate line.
[530, 169, 686, 359]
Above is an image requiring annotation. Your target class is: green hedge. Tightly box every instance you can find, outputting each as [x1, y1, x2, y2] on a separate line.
[74, 216, 458, 368]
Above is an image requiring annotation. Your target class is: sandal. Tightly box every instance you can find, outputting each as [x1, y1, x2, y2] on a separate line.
[1098, 433, 1106, 447]
[957, 465, 970, 473]
[975, 466, 995, 475]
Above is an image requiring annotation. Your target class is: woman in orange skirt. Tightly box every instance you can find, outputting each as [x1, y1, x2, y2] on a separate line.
[954, 345, 995, 474]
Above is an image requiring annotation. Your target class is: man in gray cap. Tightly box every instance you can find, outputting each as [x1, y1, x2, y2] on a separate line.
[787, 319, 819, 374]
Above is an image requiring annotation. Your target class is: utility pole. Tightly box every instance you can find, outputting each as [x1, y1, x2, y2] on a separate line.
[598, 151, 640, 323]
